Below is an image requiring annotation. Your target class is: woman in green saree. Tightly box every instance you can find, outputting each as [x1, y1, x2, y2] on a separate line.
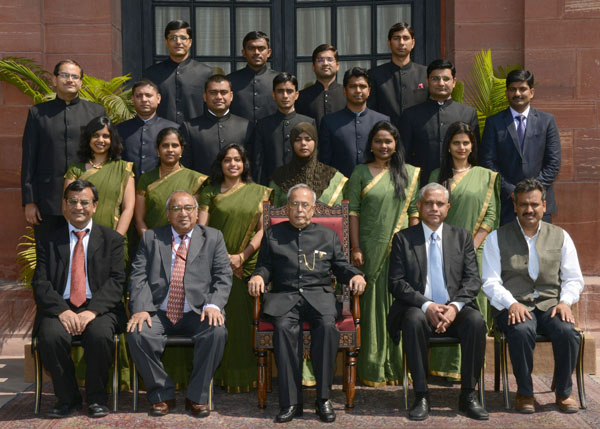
[133, 127, 207, 388]
[428, 121, 500, 380]
[346, 121, 421, 386]
[270, 122, 347, 208]
[134, 127, 207, 235]
[198, 143, 271, 393]
[64, 115, 135, 390]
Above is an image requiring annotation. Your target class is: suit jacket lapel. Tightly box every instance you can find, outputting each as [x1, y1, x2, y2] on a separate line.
[159, 227, 174, 283]
[185, 225, 204, 272]
[523, 108, 538, 152]
[441, 226, 453, 297]
[504, 109, 522, 156]
[56, 226, 71, 294]
[86, 225, 103, 291]
[413, 226, 428, 293]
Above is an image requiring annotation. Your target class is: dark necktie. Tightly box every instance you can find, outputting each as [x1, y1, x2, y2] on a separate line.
[70, 230, 88, 307]
[167, 234, 188, 325]
[429, 232, 447, 304]
[517, 115, 526, 150]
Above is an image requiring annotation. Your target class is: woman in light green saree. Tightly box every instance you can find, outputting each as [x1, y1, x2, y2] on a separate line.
[346, 121, 421, 386]
[64, 115, 135, 390]
[198, 143, 271, 393]
[133, 127, 207, 388]
[428, 121, 500, 380]
[270, 122, 347, 208]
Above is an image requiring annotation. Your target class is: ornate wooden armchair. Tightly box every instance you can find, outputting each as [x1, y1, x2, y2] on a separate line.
[252, 200, 361, 409]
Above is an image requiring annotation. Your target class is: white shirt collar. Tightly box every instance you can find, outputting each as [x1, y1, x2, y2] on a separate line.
[208, 109, 229, 117]
[422, 222, 444, 241]
[509, 105, 531, 119]
[68, 219, 93, 234]
[171, 226, 194, 240]
[516, 217, 541, 240]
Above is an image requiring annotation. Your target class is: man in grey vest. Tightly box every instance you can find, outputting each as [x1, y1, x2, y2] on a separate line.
[482, 178, 584, 414]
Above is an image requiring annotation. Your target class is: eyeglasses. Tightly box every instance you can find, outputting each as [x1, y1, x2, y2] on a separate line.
[170, 205, 196, 213]
[316, 57, 336, 64]
[430, 75, 453, 82]
[56, 72, 81, 81]
[288, 201, 312, 210]
[66, 198, 92, 207]
[168, 35, 190, 42]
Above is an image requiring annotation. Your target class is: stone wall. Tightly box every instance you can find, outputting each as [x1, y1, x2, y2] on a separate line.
[0, 0, 122, 279]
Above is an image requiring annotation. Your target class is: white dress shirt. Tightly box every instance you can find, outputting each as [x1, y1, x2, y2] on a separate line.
[420, 223, 465, 313]
[481, 219, 584, 311]
[160, 227, 220, 313]
[510, 105, 530, 132]
[63, 220, 93, 300]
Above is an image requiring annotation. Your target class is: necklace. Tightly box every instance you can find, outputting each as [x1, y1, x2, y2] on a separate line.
[452, 164, 471, 173]
[89, 159, 106, 169]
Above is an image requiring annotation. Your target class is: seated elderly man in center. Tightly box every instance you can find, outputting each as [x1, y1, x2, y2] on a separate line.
[387, 183, 488, 421]
[126, 190, 232, 418]
[248, 184, 366, 423]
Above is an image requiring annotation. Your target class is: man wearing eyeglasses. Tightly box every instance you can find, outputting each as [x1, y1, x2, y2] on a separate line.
[399, 59, 479, 184]
[248, 184, 366, 423]
[368, 23, 428, 130]
[21, 59, 106, 247]
[32, 180, 126, 418]
[296, 44, 346, 129]
[127, 190, 232, 418]
[143, 20, 213, 124]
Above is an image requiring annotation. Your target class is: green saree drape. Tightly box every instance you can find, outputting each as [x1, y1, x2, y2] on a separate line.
[427, 166, 500, 379]
[269, 171, 348, 207]
[346, 164, 420, 386]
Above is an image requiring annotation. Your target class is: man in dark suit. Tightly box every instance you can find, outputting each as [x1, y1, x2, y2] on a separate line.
[387, 183, 488, 421]
[126, 191, 232, 418]
[21, 59, 105, 246]
[252, 72, 316, 185]
[227, 31, 280, 124]
[143, 20, 213, 124]
[399, 59, 479, 185]
[32, 180, 126, 419]
[479, 69, 561, 225]
[318, 67, 390, 177]
[368, 22, 428, 129]
[248, 184, 366, 423]
[117, 79, 178, 181]
[296, 44, 346, 129]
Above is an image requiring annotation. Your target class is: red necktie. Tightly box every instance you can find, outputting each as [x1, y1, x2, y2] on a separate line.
[70, 230, 88, 307]
[167, 234, 188, 325]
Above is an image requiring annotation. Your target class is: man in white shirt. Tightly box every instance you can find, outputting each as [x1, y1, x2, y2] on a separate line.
[387, 183, 488, 421]
[32, 180, 126, 418]
[126, 191, 232, 418]
[482, 178, 584, 414]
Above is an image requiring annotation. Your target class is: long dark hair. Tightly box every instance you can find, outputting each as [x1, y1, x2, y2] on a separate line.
[208, 143, 252, 185]
[438, 121, 478, 184]
[78, 116, 123, 162]
[365, 121, 408, 200]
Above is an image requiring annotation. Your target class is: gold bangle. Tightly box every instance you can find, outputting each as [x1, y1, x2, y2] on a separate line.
[239, 253, 245, 263]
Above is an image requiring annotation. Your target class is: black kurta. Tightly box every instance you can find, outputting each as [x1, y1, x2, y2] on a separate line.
[253, 221, 361, 317]
[252, 111, 316, 185]
[180, 111, 254, 175]
[368, 61, 428, 129]
[143, 57, 213, 124]
[296, 81, 346, 129]
[318, 107, 390, 177]
[227, 65, 279, 124]
[117, 114, 178, 180]
[399, 98, 480, 184]
[21, 96, 106, 215]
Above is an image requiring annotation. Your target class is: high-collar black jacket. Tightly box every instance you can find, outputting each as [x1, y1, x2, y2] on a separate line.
[227, 65, 280, 124]
[296, 80, 346, 129]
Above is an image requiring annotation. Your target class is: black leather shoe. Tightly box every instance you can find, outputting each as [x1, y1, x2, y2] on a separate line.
[408, 395, 430, 421]
[87, 403, 109, 418]
[275, 404, 303, 423]
[458, 391, 489, 420]
[46, 402, 82, 418]
[315, 399, 336, 423]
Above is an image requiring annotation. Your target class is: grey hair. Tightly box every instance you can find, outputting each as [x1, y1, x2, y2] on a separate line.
[418, 182, 450, 203]
[287, 183, 317, 205]
[164, 190, 199, 212]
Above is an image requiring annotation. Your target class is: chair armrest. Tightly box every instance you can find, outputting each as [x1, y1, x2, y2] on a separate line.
[352, 293, 361, 349]
[252, 295, 261, 350]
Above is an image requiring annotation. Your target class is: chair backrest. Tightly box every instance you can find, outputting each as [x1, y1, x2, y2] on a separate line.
[263, 200, 350, 262]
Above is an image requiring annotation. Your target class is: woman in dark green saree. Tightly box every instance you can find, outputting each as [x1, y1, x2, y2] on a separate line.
[428, 121, 500, 380]
[198, 143, 271, 392]
[346, 121, 421, 386]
